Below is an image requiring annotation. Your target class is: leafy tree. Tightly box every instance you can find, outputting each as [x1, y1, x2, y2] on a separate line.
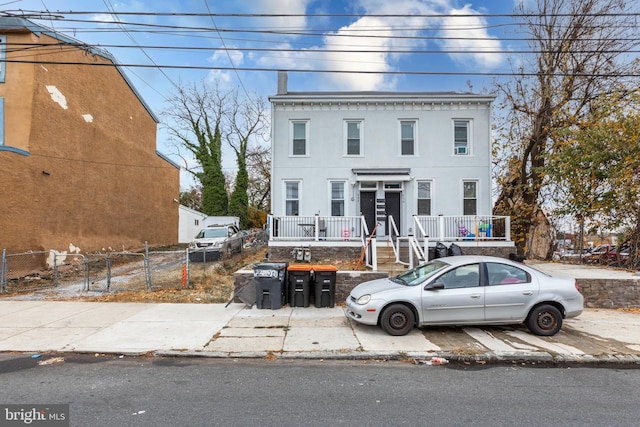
[493, 0, 640, 257]
[547, 91, 640, 268]
[165, 81, 228, 216]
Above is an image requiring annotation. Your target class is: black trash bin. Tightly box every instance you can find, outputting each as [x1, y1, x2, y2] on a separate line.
[254, 262, 288, 309]
[288, 264, 313, 307]
[312, 265, 338, 308]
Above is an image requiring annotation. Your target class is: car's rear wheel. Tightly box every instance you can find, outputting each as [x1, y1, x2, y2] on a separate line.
[380, 304, 415, 336]
[526, 304, 562, 336]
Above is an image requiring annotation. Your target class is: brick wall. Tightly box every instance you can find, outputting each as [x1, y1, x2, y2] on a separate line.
[234, 268, 640, 309]
[578, 279, 640, 308]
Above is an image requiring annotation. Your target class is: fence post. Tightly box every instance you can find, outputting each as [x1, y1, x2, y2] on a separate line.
[83, 257, 90, 291]
[53, 252, 59, 288]
[185, 248, 190, 288]
[144, 241, 152, 290]
[106, 253, 111, 292]
[1, 249, 5, 292]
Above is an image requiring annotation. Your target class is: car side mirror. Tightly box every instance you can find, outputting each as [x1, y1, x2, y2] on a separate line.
[425, 282, 445, 291]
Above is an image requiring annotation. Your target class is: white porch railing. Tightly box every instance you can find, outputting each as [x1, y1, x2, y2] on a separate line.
[268, 215, 364, 242]
[388, 215, 426, 269]
[412, 215, 510, 242]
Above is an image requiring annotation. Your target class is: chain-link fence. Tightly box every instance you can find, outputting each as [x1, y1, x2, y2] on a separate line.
[1, 233, 267, 296]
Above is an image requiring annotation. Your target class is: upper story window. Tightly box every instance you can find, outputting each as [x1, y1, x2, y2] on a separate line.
[285, 180, 300, 215]
[0, 35, 5, 83]
[400, 120, 416, 156]
[417, 180, 432, 215]
[463, 180, 477, 215]
[330, 181, 346, 216]
[345, 120, 362, 156]
[454, 120, 470, 155]
[291, 121, 308, 156]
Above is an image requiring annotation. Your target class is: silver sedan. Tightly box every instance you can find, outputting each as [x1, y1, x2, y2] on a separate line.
[345, 255, 583, 336]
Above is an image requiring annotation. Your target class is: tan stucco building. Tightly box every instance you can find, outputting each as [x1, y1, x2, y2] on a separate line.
[0, 17, 179, 254]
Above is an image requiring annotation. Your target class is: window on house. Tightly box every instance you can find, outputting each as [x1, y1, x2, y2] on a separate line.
[463, 181, 477, 215]
[454, 120, 470, 155]
[0, 35, 5, 83]
[292, 121, 307, 156]
[346, 121, 362, 155]
[330, 181, 346, 216]
[401, 121, 415, 155]
[417, 181, 432, 215]
[285, 181, 300, 215]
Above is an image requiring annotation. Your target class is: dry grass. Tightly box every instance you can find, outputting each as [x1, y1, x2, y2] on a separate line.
[77, 248, 269, 304]
[75, 248, 366, 304]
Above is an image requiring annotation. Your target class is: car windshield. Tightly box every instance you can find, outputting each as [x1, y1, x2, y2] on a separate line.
[196, 228, 227, 239]
[393, 260, 449, 286]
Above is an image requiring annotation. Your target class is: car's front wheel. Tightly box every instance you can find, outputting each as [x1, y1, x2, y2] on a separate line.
[380, 304, 415, 336]
[526, 304, 562, 336]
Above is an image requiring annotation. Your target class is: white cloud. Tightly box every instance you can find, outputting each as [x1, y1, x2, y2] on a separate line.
[438, 5, 504, 69]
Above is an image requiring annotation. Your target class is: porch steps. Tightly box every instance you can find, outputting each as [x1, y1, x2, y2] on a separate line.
[375, 244, 410, 276]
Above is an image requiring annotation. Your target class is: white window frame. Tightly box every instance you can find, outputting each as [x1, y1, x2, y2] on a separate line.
[462, 180, 478, 215]
[416, 180, 433, 216]
[329, 180, 347, 216]
[344, 120, 363, 156]
[400, 120, 417, 156]
[284, 180, 301, 215]
[453, 120, 471, 155]
[0, 35, 5, 83]
[291, 120, 309, 157]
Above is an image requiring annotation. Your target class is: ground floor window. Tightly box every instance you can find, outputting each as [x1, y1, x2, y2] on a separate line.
[285, 181, 300, 215]
[463, 180, 477, 215]
[417, 180, 432, 215]
[330, 181, 345, 216]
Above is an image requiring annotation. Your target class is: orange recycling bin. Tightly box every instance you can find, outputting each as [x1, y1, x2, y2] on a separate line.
[312, 265, 338, 308]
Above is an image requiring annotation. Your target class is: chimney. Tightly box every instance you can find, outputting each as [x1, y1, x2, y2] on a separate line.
[277, 70, 288, 95]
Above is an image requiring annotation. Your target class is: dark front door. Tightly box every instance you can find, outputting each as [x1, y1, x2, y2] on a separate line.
[385, 192, 401, 235]
[360, 191, 376, 235]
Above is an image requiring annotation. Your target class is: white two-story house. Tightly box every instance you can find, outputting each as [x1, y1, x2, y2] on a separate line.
[268, 72, 511, 267]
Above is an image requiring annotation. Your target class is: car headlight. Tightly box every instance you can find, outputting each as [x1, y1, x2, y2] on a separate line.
[356, 294, 371, 305]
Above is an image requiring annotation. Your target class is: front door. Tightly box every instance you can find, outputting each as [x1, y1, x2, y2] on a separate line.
[360, 191, 376, 236]
[385, 192, 401, 235]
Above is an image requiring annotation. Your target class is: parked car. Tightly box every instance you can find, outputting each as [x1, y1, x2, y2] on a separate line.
[583, 243, 630, 267]
[346, 255, 583, 337]
[189, 223, 243, 257]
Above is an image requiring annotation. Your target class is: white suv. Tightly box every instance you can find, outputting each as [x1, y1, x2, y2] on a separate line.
[190, 224, 243, 256]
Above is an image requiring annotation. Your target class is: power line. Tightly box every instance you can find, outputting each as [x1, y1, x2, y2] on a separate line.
[6, 10, 640, 18]
[6, 41, 640, 56]
[4, 58, 639, 78]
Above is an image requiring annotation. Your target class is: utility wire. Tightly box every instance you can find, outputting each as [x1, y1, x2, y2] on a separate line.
[4, 58, 639, 78]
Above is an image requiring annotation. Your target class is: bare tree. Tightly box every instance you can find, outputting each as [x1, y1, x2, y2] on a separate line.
[493, 0, 640, 257]
[224, 92, 269, 228]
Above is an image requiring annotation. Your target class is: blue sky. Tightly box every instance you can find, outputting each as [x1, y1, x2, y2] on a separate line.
[3, 0, 521, 189]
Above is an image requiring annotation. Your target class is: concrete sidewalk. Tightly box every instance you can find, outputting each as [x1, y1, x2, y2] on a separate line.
[0, 300, 639, 365]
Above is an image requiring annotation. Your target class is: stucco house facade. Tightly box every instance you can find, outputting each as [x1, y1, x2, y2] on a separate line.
[268, 72, 512, 266]
[0, 17, 180, 254]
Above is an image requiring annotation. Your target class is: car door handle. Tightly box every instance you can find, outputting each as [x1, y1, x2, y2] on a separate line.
[522, 291, 533, 296]
[470, 294, 482, 298]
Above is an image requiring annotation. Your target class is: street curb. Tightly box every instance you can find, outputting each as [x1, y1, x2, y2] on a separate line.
[152, 350, 640, 366]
